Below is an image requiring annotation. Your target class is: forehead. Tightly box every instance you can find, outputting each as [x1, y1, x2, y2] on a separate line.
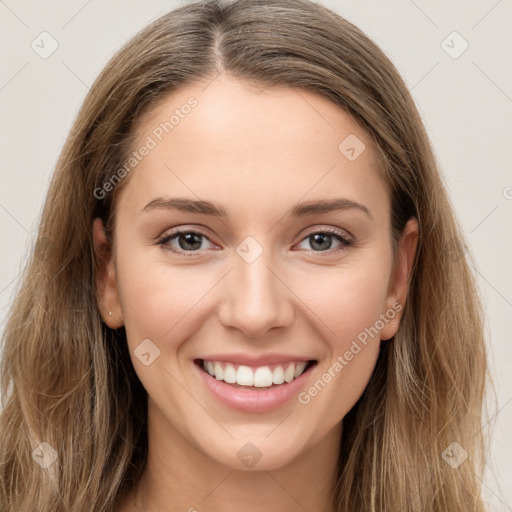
[118, 75, 389, 223]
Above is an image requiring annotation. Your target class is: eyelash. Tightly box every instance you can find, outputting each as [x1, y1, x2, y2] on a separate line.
[156, 227, 353, 257]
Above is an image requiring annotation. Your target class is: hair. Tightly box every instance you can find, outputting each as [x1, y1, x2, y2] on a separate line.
[0, 0, 491, 510]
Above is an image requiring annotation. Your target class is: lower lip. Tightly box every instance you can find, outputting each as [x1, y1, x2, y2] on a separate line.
[194, 361, 316, 413]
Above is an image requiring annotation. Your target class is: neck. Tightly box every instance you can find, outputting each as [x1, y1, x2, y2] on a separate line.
[117, 401, 342, 512]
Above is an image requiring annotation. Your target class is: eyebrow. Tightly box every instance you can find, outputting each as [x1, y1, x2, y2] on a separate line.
[142, 196, 372, 220]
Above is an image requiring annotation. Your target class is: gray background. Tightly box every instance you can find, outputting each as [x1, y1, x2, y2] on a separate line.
[0, 1, 511, 509]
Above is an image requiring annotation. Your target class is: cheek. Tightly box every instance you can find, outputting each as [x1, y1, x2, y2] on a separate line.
[293, 257, 391, 346]
[116, 249, 216, 348]
[117, 230, 393, 351]
[127, 276, 208, 341]
[118, 245, 392, 347]
[293, 272, 388, 419]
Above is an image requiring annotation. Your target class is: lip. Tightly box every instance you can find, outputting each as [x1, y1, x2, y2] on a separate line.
[197, 352, 314, 367]
[193, 358, 317, 413]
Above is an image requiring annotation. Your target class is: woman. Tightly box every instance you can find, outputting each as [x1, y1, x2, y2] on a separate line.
[0, 0, 489, 510]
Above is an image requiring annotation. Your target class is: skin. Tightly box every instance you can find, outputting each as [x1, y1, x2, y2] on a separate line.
[93, 73, 418, 512]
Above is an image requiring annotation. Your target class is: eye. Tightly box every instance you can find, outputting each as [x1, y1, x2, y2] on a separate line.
[157, 229, 217, 256]
[295, 228, 353, 253]
[157, 226, 353, 257]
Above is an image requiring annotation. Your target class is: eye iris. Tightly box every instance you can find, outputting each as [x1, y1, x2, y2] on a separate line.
[179, 232, 202, 251]
[310, 233, 333, 251]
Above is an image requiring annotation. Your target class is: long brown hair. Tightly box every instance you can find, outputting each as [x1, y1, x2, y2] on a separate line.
[0, 0, 490, 510]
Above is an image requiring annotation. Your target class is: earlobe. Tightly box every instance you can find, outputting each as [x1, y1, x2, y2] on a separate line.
[92, 218, 123, 328]
[380, 217, 419, 341]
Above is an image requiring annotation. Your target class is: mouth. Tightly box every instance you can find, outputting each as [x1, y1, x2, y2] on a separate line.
[193, 357, 319, 412]
[194, 358, 318, 390]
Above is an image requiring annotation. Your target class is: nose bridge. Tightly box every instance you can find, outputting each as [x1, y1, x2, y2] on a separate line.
[218, 235, 293, 337]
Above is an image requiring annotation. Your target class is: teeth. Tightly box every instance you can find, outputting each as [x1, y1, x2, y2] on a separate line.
[253, 367, 273, 387]
[284, 363, 295, 383]
[201, 360, 311, 387]
[236, 365, 253, 386]
[294, 361, 307, 378]
[214, 362, 224, 380]
[223, 363, 237, 383]
[272, 365, 285, 384]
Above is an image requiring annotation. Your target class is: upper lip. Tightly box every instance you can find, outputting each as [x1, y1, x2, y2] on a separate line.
[196, 353, 316, 367]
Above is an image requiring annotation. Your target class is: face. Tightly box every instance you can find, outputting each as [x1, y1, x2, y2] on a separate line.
[94, 74, 417, 471]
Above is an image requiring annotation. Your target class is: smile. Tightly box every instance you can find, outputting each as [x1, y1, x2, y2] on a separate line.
[193, 358, 318, 413]
[199, 359, 315, 388]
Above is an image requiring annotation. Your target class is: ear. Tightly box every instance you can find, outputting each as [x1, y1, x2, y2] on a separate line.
[92, 217, 124, 328]
[380, 217, 419, 341]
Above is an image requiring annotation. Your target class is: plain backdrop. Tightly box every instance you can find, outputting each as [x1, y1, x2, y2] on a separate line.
[0, 1, 511, 510]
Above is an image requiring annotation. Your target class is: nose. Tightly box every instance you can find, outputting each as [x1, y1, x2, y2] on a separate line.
[217, 240, 294, 338]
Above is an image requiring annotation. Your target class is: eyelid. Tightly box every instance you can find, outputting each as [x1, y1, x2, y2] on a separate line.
[156, 224, 354, 255]
[157, 227, 218, 251]
[158, 224, 352, 241]
[294, 226, 353, 253]
[300, 225, 353, 242]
